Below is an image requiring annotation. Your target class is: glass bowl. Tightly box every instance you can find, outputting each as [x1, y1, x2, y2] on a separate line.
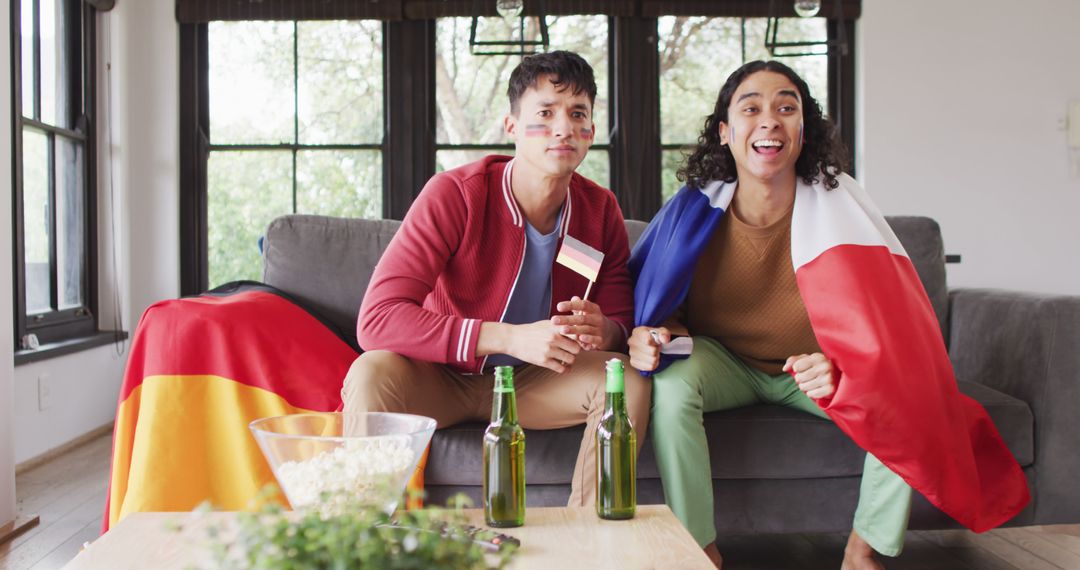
[249, 412, 436, 515]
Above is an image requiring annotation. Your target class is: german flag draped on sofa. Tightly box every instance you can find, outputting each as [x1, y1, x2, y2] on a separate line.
[103, 282, 360, 532]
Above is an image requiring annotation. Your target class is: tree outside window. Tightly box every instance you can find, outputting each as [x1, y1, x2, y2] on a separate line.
[206, 20, 384, 288]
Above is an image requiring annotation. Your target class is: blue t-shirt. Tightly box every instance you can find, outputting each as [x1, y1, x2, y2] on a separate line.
[486, 208, 563, 368]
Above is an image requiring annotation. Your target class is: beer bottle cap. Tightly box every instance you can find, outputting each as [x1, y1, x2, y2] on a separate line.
[605, 358, 624, 393]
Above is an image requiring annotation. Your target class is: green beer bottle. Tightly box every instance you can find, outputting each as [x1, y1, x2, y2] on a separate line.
[483, 366, 525, 527]
[596, 358, 636, 519]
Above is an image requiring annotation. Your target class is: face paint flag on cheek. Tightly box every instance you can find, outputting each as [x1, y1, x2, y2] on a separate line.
[525, 124, 551, 137]
[580, 127, 594, 140]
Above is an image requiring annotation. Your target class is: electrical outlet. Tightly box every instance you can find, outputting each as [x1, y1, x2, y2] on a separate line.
[38, 374, 53, 411]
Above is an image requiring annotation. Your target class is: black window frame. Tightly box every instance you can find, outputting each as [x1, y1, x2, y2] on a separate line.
[179, 13, 856, 295]
[10, 0, 100, 351]
[185, 20, 388, 292]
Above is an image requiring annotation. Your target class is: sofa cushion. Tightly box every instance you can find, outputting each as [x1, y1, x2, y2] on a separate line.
[625, 219, 648, 248]
[424, 380, 1032, 486]
[685, 379, 1031, 481]
[262, 215, 402, 346]
[696, 379, 1033, 480]
[425, 422, 584, 486]
[955, 380, 1034, 467]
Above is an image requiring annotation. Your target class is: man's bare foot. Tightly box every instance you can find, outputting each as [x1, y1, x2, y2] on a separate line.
[703, 542, 723, 569]
[841, 530, 885, 570]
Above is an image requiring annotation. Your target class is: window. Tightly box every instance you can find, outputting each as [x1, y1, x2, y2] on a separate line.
[659, 16, 830, 202]
[434, 15, 610, 188]
[11, 0, 97, 348]
[205, 21, 383, 288]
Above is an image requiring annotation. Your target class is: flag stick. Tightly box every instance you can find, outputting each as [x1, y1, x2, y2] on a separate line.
[568, 280, 596, 344]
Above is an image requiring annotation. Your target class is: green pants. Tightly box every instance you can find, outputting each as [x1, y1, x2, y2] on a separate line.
[651, 336, 911, 556]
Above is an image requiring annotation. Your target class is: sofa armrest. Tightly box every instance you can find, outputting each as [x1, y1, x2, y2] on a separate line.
[948, 287, 1080, 524]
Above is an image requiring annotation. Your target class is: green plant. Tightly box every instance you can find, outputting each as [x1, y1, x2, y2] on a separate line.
[177, 487, 517, 569]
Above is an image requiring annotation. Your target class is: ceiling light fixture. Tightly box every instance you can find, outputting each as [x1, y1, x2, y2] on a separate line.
[765, 0, 848, 58]
[470, 0, 550, 56]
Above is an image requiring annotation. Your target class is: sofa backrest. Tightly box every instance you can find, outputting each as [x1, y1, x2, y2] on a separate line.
[263, 215, 400, 342]
[263, 214, 948, 345]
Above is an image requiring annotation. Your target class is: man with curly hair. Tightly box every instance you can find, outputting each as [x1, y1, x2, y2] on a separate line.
[627, 61, 1028, 569]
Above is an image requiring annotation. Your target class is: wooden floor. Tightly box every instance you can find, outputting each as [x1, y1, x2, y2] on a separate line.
[1, 435, 108, 570]
[2, 433, 1080, 570]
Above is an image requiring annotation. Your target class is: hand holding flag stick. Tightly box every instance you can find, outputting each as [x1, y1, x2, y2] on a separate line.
[555, 236, 606, 347]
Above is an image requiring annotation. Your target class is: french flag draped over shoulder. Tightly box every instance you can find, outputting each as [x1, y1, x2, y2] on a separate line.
[631, 174, 1030, 532]
[629, 180, 732, 370]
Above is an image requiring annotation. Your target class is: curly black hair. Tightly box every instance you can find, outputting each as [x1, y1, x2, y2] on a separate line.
[507, 50, 597, 115]
[677, 60, 849, 190]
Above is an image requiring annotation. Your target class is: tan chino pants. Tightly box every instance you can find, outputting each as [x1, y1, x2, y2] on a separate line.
[341, 349, 651, 507]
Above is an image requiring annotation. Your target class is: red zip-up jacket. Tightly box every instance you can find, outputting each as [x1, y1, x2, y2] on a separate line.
[357, 155, 634, 374]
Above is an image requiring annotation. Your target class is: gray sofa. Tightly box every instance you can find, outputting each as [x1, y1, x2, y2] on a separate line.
[262, 213, 1080, 535]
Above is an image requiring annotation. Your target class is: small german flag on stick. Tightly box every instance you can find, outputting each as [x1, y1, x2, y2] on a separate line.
[556, 235, 605, 301]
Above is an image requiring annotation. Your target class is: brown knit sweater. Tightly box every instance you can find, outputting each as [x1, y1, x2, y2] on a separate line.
[682, 203, 821, 375]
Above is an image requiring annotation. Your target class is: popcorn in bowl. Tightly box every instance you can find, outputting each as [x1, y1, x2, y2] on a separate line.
[275, 436, 415, 514]
[250, 412, 437, 516]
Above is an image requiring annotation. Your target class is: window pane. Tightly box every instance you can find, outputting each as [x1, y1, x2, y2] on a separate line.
[55, 136, 85, 309]
[207, 151, 292, 288]
[659, 17, 829, 146]
[435, 16, 609, 147]
[577, 149, 609, 190]
[743, 18, 828, 112]
[39, 0, 78, 129]
[296, 150, 382, 219]
[435, 148, 508, 173]
[209, 22, 295, 145]
[661, 149, 689, 204]
[21, 0, 36, 118]
[659, 17, 742, 145]
[297, 21, 383, 145]
[22, 128, 52, 314]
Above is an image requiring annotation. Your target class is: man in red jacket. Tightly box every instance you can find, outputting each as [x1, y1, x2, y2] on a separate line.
[342, 51, 649, 508]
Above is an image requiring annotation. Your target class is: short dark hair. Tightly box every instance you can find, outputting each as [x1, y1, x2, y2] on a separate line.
[678, 60, 849, 190]
[507, 50, 597, 115]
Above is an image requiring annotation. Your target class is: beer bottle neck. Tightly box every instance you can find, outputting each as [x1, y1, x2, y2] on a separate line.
[604, 390, 626, 414]
[492, 390, 518, 424]
[605, 359, 626, 414]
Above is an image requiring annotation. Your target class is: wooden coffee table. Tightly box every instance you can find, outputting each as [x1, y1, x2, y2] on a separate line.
[66, 505, 712, 569]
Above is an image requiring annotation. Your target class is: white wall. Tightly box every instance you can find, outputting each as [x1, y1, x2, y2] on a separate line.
[858, 0, 1080, 295]
[2, 0, 17, 526]
[116, 0, 180, 316]
[10, 0, 179, 464]
[12, 352, 127, 464]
